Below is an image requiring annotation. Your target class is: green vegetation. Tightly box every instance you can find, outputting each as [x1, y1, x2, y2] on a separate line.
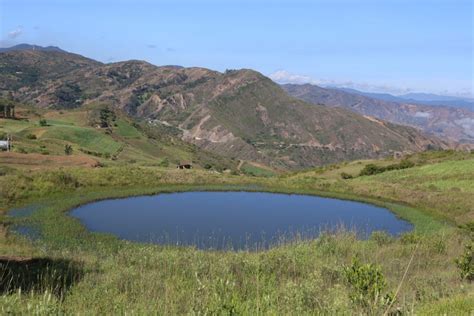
[241, 162, 276, 177]
[0, 133, 473, 314]
[64, 144, 73, 155]
[343, 259, 393, 315]
[359, 159, 415, 176]
[455, 241, 474, 282]
[0, 105, 239, 170]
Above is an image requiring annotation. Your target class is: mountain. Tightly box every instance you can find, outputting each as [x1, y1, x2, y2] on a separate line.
[0, 43, 66, 53]
[336, 88, 474, 111]
[283, 84, 474, 144]
[399, 92, 472, 103]
[0, 47, 449, 169]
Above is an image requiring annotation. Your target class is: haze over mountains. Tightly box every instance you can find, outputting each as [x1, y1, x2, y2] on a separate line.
[0, 44, 452, 169]
[283, 84, 474, 144]
[336, 88, 474, 111]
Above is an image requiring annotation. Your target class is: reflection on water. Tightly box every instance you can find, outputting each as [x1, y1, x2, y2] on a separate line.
[70, 191, 412, 250]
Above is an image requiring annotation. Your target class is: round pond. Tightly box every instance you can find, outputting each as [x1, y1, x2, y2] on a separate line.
[70, 191, 412, 250]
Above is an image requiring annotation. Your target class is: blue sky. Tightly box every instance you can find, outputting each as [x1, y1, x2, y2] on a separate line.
[1, 0, 472, 97]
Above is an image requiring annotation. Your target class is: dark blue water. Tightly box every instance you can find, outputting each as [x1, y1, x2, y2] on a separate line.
[70, 192, 412, 250]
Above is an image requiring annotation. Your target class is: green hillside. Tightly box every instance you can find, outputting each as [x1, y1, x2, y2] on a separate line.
[0, 105, 238, 171]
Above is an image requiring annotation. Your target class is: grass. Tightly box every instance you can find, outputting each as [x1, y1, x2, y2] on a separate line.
[40, 125, 122, 154]
[241, 162, 276, 177]
[0, 151, 473, 314]
[0, 106, 239, 171]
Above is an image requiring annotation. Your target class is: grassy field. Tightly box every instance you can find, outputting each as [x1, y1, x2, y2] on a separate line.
[0, 150, 473, 314]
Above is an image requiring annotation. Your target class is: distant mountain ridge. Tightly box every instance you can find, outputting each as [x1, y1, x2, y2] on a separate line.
[336, 88, 473, 111]
[0, 43, 66, 53]
[283, 84, 474, 144]
[0, 45, 450, 169]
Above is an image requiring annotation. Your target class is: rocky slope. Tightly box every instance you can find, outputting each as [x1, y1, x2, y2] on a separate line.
[0, 47, 449, 169]
[283, 84, 474, 144]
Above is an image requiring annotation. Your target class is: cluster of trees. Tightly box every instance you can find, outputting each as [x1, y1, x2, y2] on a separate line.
[87, 105, 116, 129]
[359, 160, 415, 176]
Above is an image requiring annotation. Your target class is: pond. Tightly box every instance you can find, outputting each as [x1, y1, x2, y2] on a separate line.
[69, 191, 412, 250]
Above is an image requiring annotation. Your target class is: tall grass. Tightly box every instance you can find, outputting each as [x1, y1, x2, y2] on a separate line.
[1, 151, 473, 314]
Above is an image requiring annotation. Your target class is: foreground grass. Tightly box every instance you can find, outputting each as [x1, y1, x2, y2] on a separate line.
[1, 151, 473, 314]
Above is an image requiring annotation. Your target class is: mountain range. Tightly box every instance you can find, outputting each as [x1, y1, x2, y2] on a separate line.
[283, 84, 474, 144]
[0, 44, 451, 169]
[336, 88, 474, 111]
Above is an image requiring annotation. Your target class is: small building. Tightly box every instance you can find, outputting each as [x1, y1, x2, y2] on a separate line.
[0, 103, 15, 119]
[177, 161, 192, 169]
[0, 140, 10, 151]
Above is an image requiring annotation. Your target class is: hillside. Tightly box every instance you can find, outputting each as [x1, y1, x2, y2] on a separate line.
[0, 47, 449, 169]
[0, 103, 238, 172]
[282, 84, 474, 144]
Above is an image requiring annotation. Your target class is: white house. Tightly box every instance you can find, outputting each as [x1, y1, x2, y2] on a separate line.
[0, 140, 10, 151]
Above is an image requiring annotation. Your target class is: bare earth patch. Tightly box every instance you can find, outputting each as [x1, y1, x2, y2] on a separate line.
[0, 152, 99, 169]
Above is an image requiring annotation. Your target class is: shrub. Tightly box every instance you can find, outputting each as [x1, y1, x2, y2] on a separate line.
[343, 258, 393, 314]
[455, 242, 474, 282]
[51, 171, 80, 189]
[340, 172, 353, 179]
[159, 158, 169, 167]
[370, 231, 392, 246]
[400, 232, 421, 245]
[26, 133, 37, 140]
[359, 160, 415, 176]
[39, 119, 48, 127]
[359, 164, 383, 176]
[64, 144, 73, 155]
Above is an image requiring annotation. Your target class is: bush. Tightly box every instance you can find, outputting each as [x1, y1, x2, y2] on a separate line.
[370, 231, 392, 246]
[359, 160, 415, 176]
[159, 158, 169, 167]
[52, 171, 80, 189]
[340, 172, 353, 179]
[39, 119, 48, 127]
[343, 258, 394, 314]
[455, 242, 474, 282]
[64, 144, 73, 155]
[359, 164, 383, 176]
[26, 133, 37, 140]
[400, 232, 421, 244]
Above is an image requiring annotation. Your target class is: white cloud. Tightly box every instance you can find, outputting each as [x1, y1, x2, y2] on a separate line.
[455, 118, 474, 137]
[268, 70, 318, 85]
[8, 27, 23, 39]
[268, 70, 473, 98]
[268, 70, 413, 94]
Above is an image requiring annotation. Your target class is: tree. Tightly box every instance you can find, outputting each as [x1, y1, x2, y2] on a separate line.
[64, 144, 73, 155]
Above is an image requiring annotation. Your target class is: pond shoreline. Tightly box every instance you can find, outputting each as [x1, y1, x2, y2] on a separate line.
[8, 183, 445, 253]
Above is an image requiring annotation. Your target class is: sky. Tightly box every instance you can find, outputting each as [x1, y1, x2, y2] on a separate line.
[0, 0, 473, 97]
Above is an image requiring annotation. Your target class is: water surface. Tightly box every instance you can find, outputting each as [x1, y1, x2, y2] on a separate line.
[70, 191, 412, 250]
